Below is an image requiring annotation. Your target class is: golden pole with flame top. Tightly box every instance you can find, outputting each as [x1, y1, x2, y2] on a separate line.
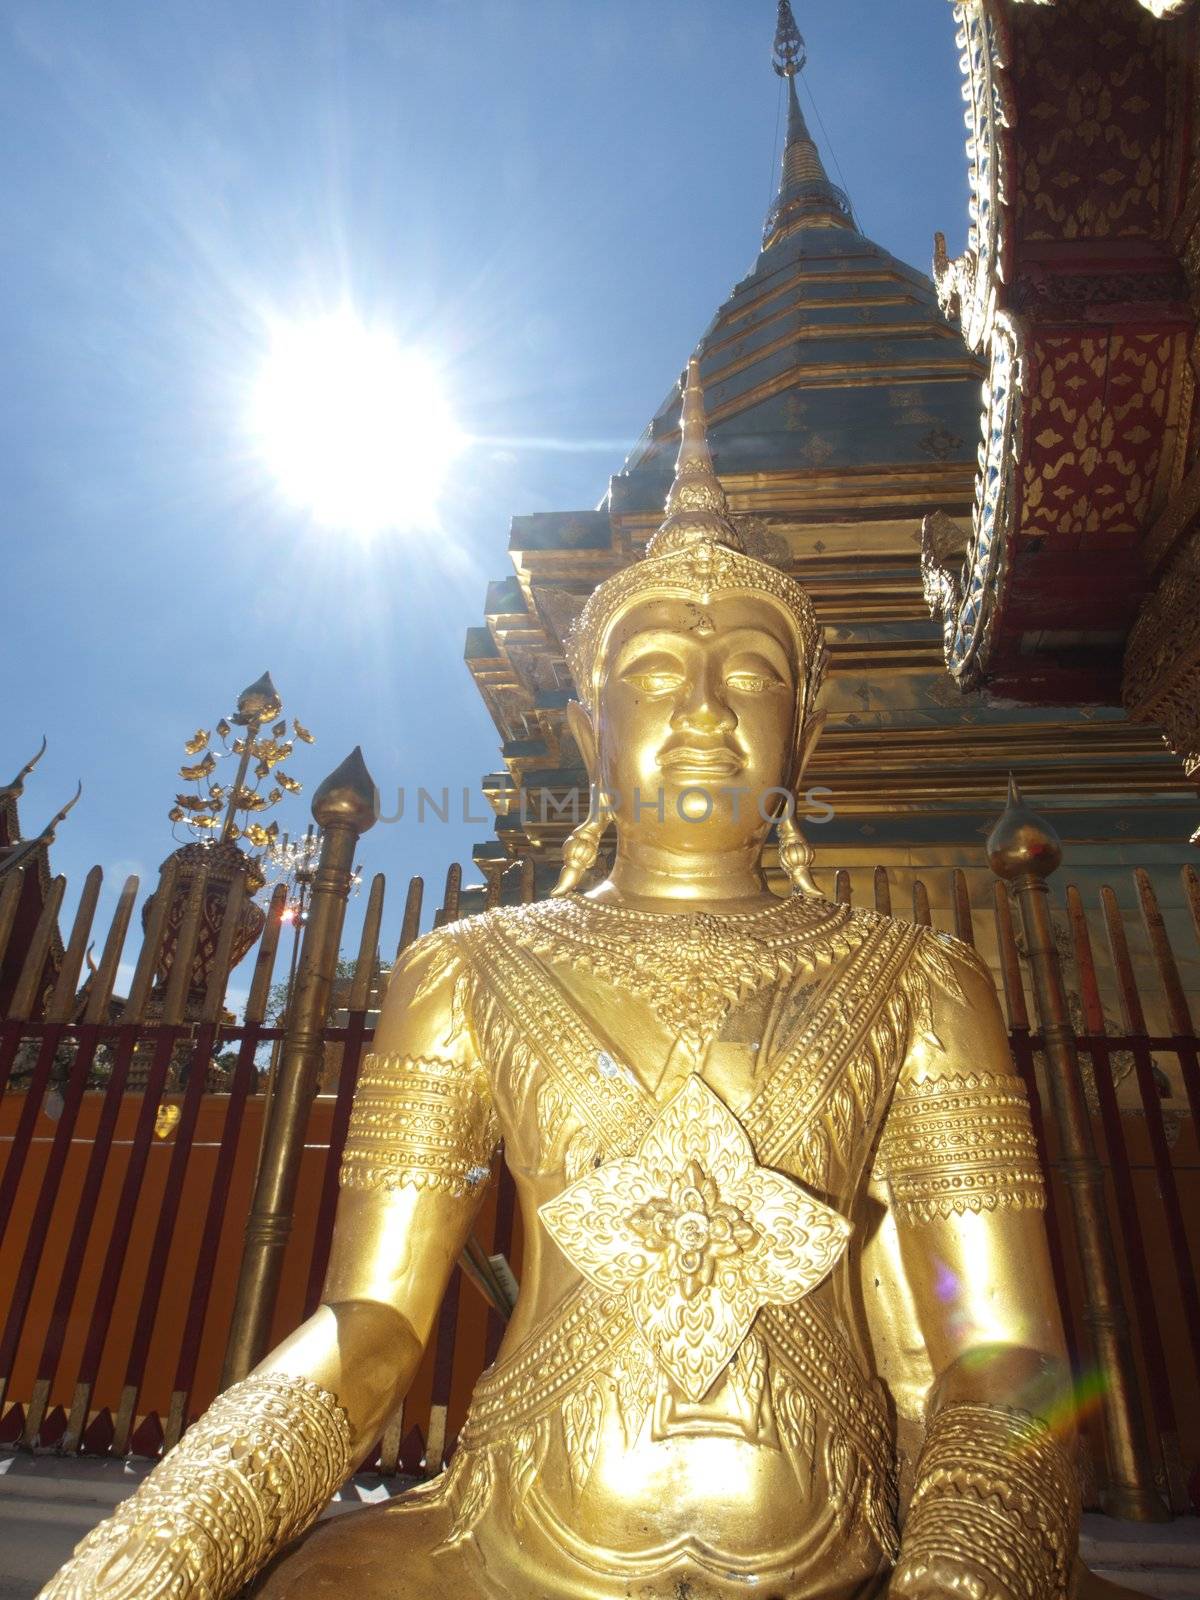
[223, 747, 377, 1386]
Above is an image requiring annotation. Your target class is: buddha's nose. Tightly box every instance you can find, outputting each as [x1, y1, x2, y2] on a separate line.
[671, 665, 736, 734]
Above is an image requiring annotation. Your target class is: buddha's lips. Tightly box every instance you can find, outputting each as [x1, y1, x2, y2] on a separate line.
[658, 746, 745, 779]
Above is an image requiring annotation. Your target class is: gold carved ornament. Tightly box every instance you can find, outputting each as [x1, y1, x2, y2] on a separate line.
[339, 1052, 499, 1199]
[338, 931, 500, 1199]
[502, 889, 857, 1057]
[875, 1068, 1047, 1226]
[36, 1375, 352, 1600]
[868, 930, 1049, 1224]
[1123, 527, 1200, 780]
[893, 1402, 1077, 1600]
[538, 1073, 853, 1402]
[442, 906, 916, 1558]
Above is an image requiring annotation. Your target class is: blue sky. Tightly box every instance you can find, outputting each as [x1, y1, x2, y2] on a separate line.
[1, 1, 971, 965]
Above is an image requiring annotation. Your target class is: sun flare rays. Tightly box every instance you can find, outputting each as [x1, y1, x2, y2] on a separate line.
[248, 309, 463, 535]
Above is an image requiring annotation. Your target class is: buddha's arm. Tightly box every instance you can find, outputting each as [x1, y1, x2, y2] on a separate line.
[254, 928, 496, 1452]
[38, 929, 496, 1600]
[879, 935, 1078, 1600]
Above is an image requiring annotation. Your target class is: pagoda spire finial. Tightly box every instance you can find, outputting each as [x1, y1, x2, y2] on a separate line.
[763, 2, 854, 247]
[772, 0, 806, 78]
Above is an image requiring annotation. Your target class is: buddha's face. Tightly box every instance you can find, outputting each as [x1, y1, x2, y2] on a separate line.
[588, 594, 801, 857]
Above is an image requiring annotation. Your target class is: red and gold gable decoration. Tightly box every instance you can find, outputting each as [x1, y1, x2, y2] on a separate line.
[1020, 329, 1185, 542]
[1013, 2, 1172, 245]
[923, 0, 1199, 707]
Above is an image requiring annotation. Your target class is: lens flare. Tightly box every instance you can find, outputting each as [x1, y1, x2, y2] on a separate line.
[1040, 1366, 1108, 1440]
[249, 309, 463, 534]
[934, 1258, 959, 1303]
[927, 1257, 1106, 1442]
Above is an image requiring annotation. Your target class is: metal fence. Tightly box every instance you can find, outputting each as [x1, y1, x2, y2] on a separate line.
[0, 848, 1197, 1514]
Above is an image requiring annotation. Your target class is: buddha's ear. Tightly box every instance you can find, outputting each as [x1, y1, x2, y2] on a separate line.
[566, 699, 599, 784]
[791, 708, 827, 792]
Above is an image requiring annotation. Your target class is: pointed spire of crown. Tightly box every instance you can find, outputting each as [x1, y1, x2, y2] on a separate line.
[764, 1, 853, 248]
[647, 358, 744, 558]
[566, 357, 825, 715]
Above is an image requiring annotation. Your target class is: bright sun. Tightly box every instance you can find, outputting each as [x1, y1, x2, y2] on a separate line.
[249, 310, 463, 533]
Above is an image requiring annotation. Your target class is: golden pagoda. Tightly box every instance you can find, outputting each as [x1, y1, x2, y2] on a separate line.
[463, 4, 1196, 920]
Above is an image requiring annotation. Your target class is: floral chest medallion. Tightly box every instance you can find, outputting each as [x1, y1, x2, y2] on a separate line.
[538, 1074, 852, 1402]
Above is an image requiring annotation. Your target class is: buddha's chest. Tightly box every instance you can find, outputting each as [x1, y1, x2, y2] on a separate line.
[502, 1055, 879, 1215]
[463, 908, 921, 1208]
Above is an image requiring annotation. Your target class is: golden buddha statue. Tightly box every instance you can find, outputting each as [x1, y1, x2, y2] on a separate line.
[42, 362, 1081, 1600]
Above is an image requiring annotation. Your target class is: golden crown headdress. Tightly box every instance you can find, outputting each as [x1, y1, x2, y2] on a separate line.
[566, 358, 826, 716]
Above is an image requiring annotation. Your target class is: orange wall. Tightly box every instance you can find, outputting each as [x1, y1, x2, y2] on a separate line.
[0, 1091, 508, 1460]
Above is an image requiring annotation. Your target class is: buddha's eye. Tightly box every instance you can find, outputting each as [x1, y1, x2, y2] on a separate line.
[625, 670, 684, 696]
[725, 670, 784, 694]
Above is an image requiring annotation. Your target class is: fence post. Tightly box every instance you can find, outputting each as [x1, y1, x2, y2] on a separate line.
[433, 862, 461, 928]
[222, 747, 377, 1386]
[986, 776, 1167, 1522]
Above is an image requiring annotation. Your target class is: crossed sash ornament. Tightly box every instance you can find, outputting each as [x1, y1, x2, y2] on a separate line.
[457, 910, 924, 1410]
[539, 1073, 852, 1403]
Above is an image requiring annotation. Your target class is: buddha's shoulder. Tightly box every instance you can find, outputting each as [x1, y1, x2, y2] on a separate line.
[472, 898, 567, 932]
[390, 900, 559, 985]
[441, 897, 579, 955]
[399, 898, 994, 997]
[838, 904, 995, 998]
[387, 922, 468, 1012]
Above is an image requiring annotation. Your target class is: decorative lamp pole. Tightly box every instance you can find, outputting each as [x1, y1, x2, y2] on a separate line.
[263, 826, 321, 1010]
[986, 776, 1167, 1521]
[223, 746, 377, 1386]
[260, 825, 364, 1024]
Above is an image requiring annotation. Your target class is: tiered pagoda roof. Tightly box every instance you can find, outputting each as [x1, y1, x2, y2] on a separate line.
[464, 5, 1192, 896]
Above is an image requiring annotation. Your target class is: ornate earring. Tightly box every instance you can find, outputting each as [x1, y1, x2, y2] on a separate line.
[551, 805, 609, 897]
[778, 811, 819, 897]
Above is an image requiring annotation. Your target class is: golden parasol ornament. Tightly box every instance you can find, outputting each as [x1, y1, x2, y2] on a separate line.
[167, 672, 315, 860]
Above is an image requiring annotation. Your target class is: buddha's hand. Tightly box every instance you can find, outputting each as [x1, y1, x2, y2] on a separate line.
[36, 1375, 353, 1600]
[37, 1517, 220, 1600]
[893, 1403, 1078, 1600]
[890, 1551, 1018, 1600]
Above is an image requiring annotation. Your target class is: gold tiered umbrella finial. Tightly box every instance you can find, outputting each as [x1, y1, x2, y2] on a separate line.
[772, 0, 806, 78]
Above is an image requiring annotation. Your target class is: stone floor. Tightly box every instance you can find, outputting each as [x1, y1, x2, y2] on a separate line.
[1, 1455, 1197, 1598]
